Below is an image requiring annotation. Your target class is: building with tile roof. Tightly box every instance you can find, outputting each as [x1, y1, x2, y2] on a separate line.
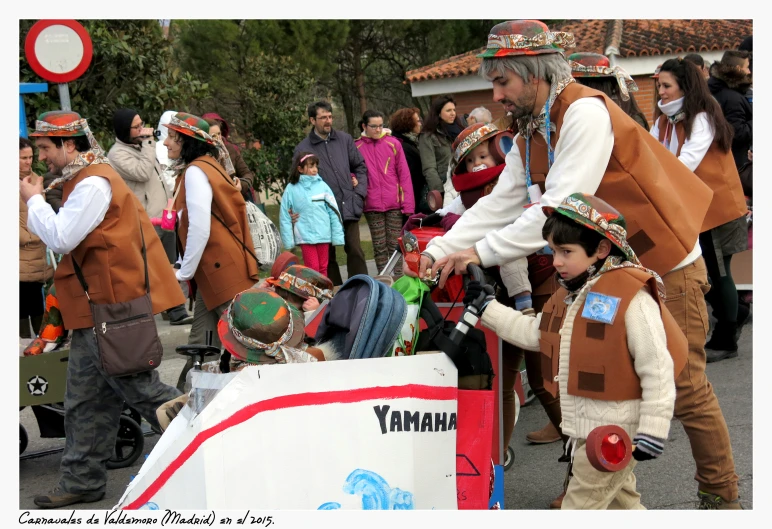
[406, 19, 752, 126]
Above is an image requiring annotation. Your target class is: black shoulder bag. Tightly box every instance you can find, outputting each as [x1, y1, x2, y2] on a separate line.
[72, 222, 163, 377]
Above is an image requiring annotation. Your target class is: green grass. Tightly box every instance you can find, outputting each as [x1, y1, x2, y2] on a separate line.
[263, 204, 374, 271]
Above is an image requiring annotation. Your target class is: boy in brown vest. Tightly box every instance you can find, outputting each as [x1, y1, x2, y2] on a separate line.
[20, 111, 185, 508]
[411, 20, 740, 509]
[468, 193, 687, 509]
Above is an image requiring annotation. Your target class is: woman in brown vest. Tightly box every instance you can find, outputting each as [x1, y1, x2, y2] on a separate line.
[163, 113, 260, 391]
[19, 136, 54, 338]
[651, 58, 749, 363]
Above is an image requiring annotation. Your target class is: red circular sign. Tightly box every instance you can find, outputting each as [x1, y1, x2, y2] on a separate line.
[25, 20, 93, 83]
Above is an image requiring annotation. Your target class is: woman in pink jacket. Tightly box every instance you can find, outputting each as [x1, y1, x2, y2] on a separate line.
[355, 109, 415, 276]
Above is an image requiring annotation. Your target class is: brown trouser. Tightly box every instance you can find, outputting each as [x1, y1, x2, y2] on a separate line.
[515, 256, 738, 501]
[662, 257, 739, 501]
[327, 219, 368, 286]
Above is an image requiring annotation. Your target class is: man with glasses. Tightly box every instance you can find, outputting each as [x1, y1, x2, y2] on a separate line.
[294, 101, 369, 285]
[108, 108, 192, 325]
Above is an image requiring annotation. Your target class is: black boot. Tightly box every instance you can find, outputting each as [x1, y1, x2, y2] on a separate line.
[735, 302, 751, 340]
[168, 304, 193, 325]
[705, 321, 739, 363]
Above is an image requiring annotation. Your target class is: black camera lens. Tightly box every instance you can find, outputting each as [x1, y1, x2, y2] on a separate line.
[153, 130, 162, 138]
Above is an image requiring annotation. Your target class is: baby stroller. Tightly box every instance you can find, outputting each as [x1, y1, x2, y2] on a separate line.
[20, 345, 145, 469]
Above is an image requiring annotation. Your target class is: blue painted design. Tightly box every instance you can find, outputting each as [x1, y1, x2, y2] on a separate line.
[388, 488, 414, 510]
[343, 469, 391, 509]
[139, 502, 159, 510]
[488, 465, 505, 509]
[318, 469, 415, 510]
[582, 292, 621, 325]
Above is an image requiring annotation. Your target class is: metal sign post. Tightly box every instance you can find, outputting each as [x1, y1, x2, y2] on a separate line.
[57, 83, 72, 111]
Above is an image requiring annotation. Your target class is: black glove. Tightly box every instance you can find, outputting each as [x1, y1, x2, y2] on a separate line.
[463, 281, 495, 312]
[632, 434, 665, 462]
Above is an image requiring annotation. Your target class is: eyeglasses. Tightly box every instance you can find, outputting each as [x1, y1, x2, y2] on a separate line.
[130, 122, 145, 131]
[366, 124, 384, 130]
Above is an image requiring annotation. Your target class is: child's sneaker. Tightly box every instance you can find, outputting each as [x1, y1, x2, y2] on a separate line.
[697, 491, 743, 510]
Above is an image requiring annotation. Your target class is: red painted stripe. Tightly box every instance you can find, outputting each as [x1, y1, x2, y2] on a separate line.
[124, 384, 456, 510]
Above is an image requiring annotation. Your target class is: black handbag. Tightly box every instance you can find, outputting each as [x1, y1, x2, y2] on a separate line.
[72, 223, 163, 377]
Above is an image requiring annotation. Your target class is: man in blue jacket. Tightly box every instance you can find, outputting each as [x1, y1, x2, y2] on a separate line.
[294, 101, 369, 285]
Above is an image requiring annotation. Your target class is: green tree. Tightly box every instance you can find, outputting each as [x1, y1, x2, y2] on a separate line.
[233, 53, 315, 199]
[19, 20, 209, 150]
[174, 20, 328, 197]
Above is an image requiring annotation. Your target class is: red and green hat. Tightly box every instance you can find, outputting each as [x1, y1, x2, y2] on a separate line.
[267, 264, 334, 302]
[568, 52, 611, 75]
[451, 122, 500, 174]
[568, 52, 638, 100]
[163, 112, 215, 144]
[217, 287, 305, 364]
[30, 111, 87, 137]
[542, 193, 636, 263]
[477, 20, 575, 59]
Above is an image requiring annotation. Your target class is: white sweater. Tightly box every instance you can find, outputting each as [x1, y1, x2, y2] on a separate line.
[481, 276, 676, 442]
[650, 97, 714, 172]
[423, 98, 701, 276]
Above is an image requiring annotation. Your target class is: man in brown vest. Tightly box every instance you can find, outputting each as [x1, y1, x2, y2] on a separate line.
[409, 20, 741, 510]
[20, 111, 185, 509]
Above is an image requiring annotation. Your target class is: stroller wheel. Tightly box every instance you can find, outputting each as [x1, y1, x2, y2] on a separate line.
[122, 406, 142, 427]
[20, 425, 28, 455]
[504, 446, 515, 471]
[106, 416, 144, 470]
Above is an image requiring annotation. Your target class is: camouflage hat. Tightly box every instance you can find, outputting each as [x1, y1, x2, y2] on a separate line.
[29, 111, 87, 137]
[217, 288, 305, 364]
[542, 193, 635, 262]
[267, 264, 334, 302]
[163, 112, 214, 144]
[568, 52, 638, 100]
[477, 20, 575, 59]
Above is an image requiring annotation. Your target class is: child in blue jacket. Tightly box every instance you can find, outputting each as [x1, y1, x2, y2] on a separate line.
[280, 152, 345, 276]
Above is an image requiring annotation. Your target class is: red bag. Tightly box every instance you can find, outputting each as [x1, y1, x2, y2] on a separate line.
[456, 389, 494, 509]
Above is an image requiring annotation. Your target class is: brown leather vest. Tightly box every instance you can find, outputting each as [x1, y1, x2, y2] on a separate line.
[174, 156, 259, 311]
[538, 267, 688, 399]
[656, 115, 748, 232]
[517, 83, 713, 276]
[54, 163, 185, 330]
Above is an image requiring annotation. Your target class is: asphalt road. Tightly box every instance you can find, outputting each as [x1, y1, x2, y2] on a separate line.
[19, 303, 753, 510]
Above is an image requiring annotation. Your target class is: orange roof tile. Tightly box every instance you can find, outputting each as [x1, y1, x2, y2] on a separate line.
[406, 19, 752, 83]
[406, 47, 486, 83]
